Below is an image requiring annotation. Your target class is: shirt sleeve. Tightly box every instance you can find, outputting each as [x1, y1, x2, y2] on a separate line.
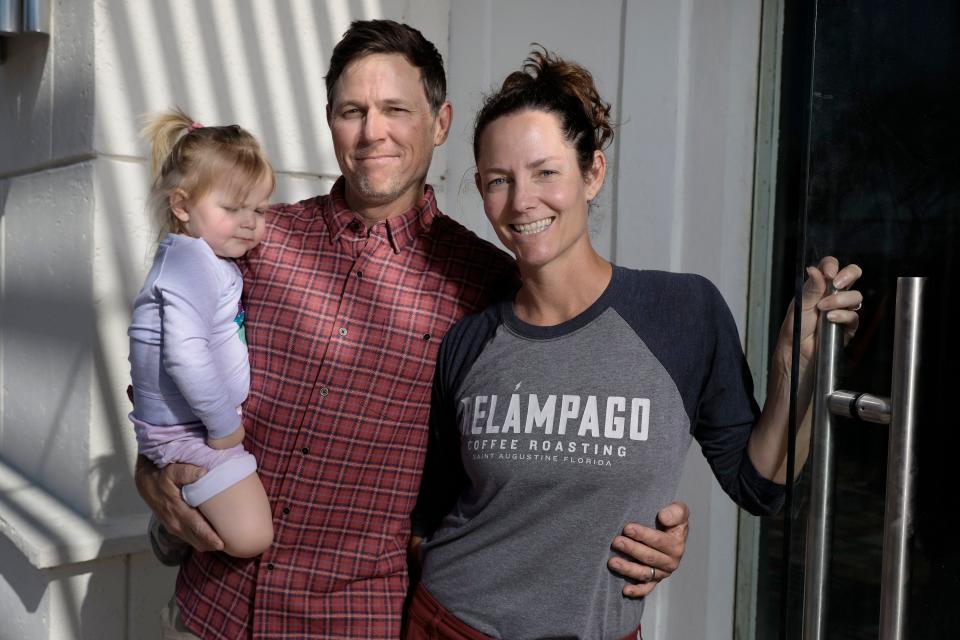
[410, 337, 467, 538]
[693, 281, 785, 516]
[155, 241, 241, 440]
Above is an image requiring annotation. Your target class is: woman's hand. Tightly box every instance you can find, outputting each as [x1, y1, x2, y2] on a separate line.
[750, 256, 863, 483]
[774, 256, 863, 378]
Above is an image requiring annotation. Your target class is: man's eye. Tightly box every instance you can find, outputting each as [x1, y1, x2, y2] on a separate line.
[538, 169, 558, 178]
[341, 108, 362, 118]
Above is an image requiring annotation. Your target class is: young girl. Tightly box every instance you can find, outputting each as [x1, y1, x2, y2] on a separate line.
[128, 108, 274, 558]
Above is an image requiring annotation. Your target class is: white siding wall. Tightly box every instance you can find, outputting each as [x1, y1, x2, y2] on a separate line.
[0, 1, 763, 637]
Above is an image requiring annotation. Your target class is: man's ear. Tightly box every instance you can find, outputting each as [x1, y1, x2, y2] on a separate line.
[326, 103, 332, 126]
[170, 189, 191, 224]
[433, 102, 453, 147]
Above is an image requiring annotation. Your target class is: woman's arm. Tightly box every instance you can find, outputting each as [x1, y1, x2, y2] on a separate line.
[747, 256, 863, 483]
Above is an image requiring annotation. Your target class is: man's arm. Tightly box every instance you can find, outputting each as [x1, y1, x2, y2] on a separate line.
[607, 501, 689, 597]
[134, 455, 225, 552]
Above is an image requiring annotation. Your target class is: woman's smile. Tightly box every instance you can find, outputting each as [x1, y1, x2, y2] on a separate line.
[510, 217, 555, 235]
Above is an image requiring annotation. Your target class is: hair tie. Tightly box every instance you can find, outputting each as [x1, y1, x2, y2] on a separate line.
[189, 121, 204, 131]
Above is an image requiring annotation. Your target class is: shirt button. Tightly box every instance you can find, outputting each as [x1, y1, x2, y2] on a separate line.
[422, 332, 432, 341]
[265, 562, 275, 571]
[356, 270, 363, 278]
[300, 447, 309, 455]
[319, 386, 329, 397]
[338, 327, 347, 336]
[282, 507, 291, 515]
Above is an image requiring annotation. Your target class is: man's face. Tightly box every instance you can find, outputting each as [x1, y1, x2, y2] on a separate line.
[328, 53, 452, 222]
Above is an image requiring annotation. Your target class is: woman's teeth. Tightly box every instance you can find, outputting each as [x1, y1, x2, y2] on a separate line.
[511, 218, 554, 235]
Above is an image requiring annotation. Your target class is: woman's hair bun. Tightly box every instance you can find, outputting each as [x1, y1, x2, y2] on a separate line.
[473, 46, 614, 173]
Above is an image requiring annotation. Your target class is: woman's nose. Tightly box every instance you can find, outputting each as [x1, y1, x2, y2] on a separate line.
[511, 182, 537, 213]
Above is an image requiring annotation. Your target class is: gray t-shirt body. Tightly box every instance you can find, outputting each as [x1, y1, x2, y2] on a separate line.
[415, 266, 784, 639]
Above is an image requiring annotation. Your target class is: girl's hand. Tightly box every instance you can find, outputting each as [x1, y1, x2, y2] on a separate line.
[207, 425, 245, 449]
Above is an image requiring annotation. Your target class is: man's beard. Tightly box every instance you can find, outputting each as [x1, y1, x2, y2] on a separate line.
[353, 172, 408, 206]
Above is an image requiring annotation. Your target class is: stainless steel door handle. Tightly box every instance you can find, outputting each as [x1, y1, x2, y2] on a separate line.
[802, 276, 925, 640]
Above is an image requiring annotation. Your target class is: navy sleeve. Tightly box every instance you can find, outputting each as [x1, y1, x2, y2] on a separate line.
[411, 306, 502, 537]
[693, 279, 785, 516]
[613, 270, 784, 516]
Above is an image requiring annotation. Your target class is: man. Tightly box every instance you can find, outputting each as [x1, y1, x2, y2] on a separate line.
[136, 19, 688, 639]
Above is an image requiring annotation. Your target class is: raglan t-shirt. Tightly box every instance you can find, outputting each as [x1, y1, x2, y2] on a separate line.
[414, 266, 785, 640]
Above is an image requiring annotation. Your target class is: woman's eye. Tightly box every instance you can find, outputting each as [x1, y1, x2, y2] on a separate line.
[224, 206, 239, 213]
[487, 177, 508, 188]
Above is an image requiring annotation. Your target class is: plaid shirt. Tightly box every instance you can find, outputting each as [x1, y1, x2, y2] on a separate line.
[176, 179, 515, 639]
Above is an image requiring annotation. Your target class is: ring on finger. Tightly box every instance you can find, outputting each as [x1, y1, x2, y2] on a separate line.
[650, 566, 656, 581]
[853, 302, 862, 311]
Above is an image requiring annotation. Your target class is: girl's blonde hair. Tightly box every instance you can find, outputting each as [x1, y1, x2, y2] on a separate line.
[141, 107, 275, 236]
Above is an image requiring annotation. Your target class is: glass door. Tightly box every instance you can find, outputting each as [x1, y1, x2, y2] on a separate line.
[753, 1, 960, 638]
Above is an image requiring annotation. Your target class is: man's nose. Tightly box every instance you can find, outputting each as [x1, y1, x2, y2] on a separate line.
[361, 109, 387, 142]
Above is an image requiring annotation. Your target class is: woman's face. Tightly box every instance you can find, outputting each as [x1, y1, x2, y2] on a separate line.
[475, 110, 604, 271]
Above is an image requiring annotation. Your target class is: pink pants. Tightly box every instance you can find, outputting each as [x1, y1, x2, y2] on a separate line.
[130, 413, 256, 506]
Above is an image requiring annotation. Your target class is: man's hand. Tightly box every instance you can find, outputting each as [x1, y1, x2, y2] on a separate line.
[134, 455, 224, 552]
[607, 501, 689, 597]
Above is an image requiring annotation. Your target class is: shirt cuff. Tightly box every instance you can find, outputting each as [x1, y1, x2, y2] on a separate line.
[738, 453, 786, 516]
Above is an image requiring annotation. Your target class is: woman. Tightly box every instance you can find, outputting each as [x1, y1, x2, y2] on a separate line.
[407, 49, 862, 639]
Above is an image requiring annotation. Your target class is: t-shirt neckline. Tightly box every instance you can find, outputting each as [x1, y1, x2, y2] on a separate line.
[499, 265, 624, 340]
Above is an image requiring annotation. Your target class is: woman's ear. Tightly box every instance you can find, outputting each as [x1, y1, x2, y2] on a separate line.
[170, 189, 191, 223]
[474, 172, 483, 194]
[585, 150, 607, 201]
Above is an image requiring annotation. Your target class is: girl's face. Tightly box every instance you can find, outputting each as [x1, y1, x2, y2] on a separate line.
[172, 173, 272, 259]
[475, 110, 604, 271]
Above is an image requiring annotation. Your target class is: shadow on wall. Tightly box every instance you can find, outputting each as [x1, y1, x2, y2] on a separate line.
[0, 34, 51, 176]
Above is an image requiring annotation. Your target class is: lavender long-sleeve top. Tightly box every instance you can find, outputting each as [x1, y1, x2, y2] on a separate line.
[128, 234, 249, 439]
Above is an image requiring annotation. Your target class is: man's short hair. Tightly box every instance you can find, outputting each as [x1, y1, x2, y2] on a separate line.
[325, 19, 447, 114]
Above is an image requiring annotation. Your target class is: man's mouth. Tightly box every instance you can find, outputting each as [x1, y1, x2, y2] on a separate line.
[510, 217, 555, 235]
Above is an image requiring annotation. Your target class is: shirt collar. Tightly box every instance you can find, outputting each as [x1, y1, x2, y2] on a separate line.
[324, 177, 441, 254]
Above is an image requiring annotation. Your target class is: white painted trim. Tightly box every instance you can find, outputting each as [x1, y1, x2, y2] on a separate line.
[0, 457, 150, 569]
